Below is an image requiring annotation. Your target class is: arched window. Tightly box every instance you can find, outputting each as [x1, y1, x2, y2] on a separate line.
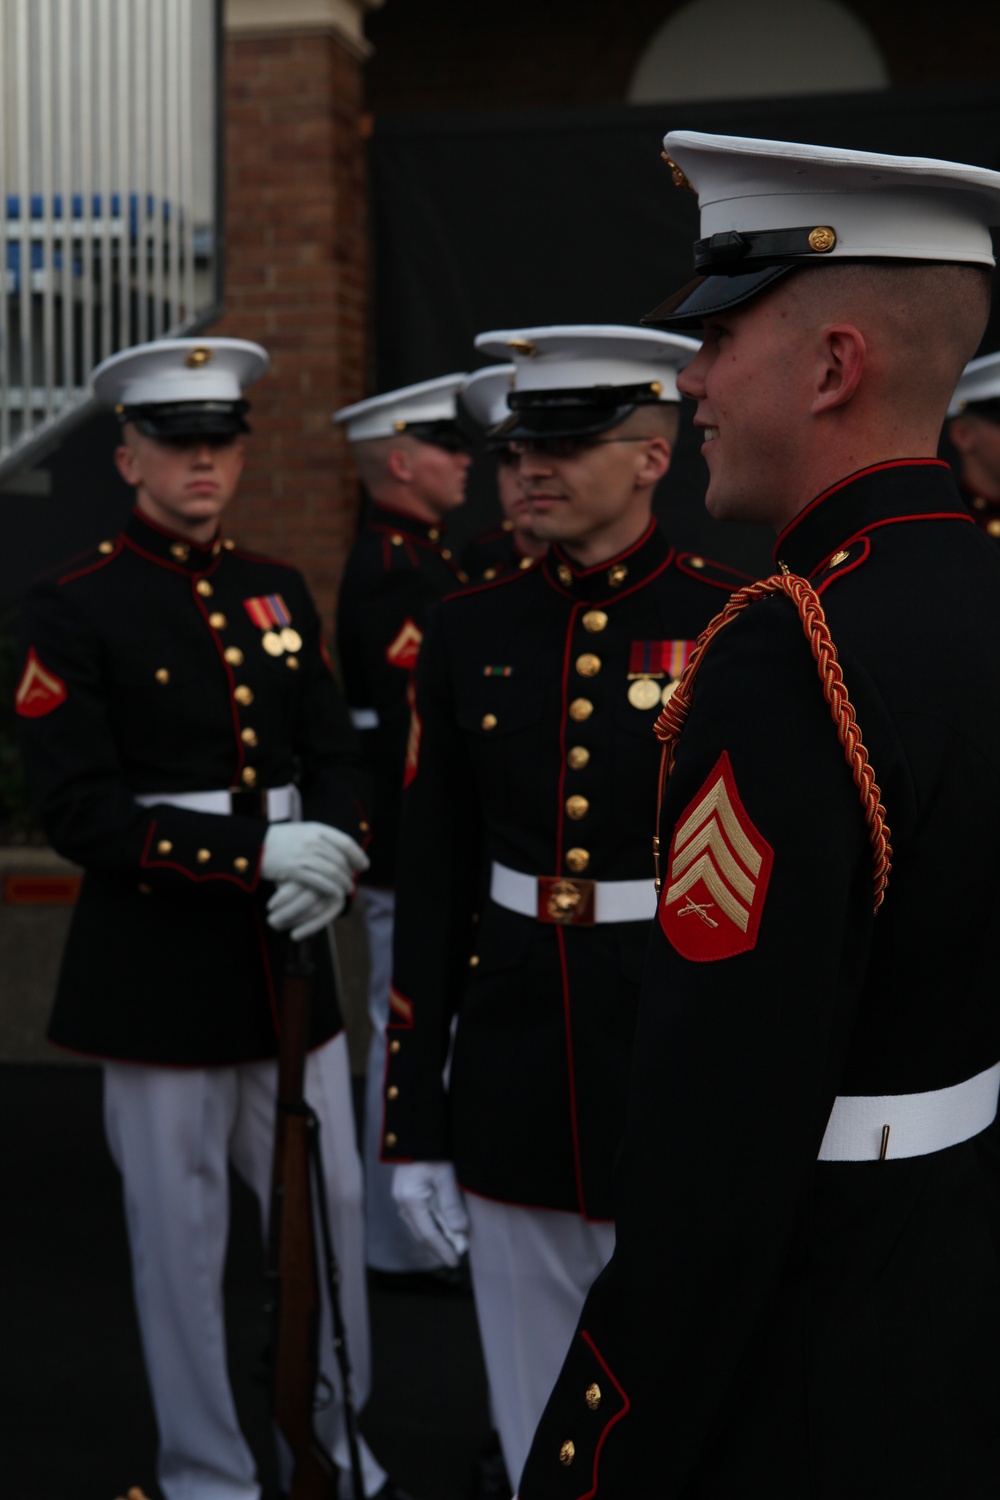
[628, 0, 889, 103]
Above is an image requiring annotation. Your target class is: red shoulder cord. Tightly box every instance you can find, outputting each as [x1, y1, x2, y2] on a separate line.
[653, 571, 892, 915]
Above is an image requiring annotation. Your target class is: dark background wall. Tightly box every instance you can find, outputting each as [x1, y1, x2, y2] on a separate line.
[364, 0, 1000, 112]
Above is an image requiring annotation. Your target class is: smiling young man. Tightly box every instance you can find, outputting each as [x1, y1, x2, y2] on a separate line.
[15, 338, 406, 1500]
[380, 326, 747, 1488]
[517, 135, 1000, 1500]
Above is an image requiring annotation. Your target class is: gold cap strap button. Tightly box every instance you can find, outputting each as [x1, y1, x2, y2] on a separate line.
[808, 225, 837, 253]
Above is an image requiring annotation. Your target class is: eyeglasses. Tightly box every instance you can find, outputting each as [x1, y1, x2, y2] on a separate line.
[508, 436, 652, 460]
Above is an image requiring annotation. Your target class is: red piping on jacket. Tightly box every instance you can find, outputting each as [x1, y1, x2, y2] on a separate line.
[773, 458, 951, 560]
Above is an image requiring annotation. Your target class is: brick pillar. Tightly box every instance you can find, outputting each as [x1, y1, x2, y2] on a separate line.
[217, 1, 381, 629]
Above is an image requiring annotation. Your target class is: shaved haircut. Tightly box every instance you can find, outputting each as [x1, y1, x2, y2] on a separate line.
[614, 401, 681, 446]
[787, 261, 991, 421]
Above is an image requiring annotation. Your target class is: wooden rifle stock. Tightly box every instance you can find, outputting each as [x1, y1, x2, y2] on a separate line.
[267, 938, 364, 1500]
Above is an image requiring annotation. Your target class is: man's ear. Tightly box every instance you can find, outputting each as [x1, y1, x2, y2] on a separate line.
[811, 324, 866, 415]
[947, 415, 975, 455]
[114, 444, 141, 487]
[385, 443, 413, 483]
[635, 436, 672, 488]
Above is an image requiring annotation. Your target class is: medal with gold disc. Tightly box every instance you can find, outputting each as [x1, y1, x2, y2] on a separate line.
[243, 593, 298, 656]
[627, 640, 697, 710]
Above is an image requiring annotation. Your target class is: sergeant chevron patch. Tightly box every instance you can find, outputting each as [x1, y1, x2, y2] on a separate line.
[659, 750, 773, 961]
[15, 648, 68, 718]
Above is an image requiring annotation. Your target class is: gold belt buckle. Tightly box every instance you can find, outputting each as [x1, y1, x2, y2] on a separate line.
[537, 876, 596, 925]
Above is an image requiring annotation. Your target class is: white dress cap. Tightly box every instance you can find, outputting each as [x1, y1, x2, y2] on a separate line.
[92, 337, 269, 408]
[663, 131, 1000, 268]
[460, 365, 516, 431]
[333, 373, 465, 443]
[949, 352, 1000, 417]
[474, 324, 700, 403]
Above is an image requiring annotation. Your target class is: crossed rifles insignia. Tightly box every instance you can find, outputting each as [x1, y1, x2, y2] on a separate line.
[659, 750, 773, 962]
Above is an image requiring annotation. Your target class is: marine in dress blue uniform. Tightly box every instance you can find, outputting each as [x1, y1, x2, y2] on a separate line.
[947, 351, 1000, 541]
[17, 338, 399, 1500]
[459, 364, 548, 583]
[382, 326, 749, 1485]
[333, 375, 472, 1272]
[518, 133, 1000, 1500]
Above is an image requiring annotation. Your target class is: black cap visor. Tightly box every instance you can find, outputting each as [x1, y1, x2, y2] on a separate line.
[496, 382, 669, 441]
[124, 400, 251, 439]
[401, 419, 471, 453]
[955, 396, 1000, 425]
[643, 265, 796, 331]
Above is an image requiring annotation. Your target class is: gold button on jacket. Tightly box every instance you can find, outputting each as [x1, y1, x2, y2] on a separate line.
[565, 795, 589, 820]
[569, 698, 594, 722]
[576, 653, 601, 678]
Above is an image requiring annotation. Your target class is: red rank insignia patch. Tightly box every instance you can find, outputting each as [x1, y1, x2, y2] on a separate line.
[659, 750, 773, 961]
[15, 648, 68, 718]
[386, 618, 423, 671]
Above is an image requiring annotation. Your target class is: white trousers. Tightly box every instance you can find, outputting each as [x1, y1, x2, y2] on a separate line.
[103, 1034, 386, 1500]
[360, 886, 438, 1272]
[465, 1194, 616, 1491]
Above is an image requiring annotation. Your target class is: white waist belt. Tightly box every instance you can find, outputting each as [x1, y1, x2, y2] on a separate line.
[135, 784, 300, 821]
[818, 1060, 1000, 1162]
[350, 707, 379, 730]
[490, 860, 657, 925]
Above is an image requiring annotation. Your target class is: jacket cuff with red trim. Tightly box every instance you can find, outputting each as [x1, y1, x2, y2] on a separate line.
[518, 1328, 630, 1500]
[380, 1002, 450, 1162]
[138, 810, 266, 894]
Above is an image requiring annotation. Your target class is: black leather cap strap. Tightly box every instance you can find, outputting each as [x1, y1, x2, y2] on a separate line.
[694, 225, 838, 273]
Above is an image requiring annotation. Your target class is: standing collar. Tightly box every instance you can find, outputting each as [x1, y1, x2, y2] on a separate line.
[774, 460, 969, 576]
[370, 503, 448, 547]
[541, 518, 672, 603]
[124, 507, 228, 572]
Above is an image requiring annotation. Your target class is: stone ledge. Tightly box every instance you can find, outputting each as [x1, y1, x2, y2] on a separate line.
[225, 0, 385, 58]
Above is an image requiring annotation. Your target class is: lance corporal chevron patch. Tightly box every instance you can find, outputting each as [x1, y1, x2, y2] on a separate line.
[659, 750, 773, 961]
[15, 648, 68, 718]
[386, 618, 423, 671]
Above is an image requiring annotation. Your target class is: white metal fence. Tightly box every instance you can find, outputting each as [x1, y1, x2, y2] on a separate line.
[0, 0, 221, 477]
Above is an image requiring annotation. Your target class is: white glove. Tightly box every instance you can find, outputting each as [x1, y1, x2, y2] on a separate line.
[266, 879, 343, 938]
[392, 1162, 470, 1268]
[261, 822, 369, 899]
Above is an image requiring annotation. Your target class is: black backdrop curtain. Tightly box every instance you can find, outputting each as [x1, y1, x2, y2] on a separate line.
[370, 82, 1000, 575]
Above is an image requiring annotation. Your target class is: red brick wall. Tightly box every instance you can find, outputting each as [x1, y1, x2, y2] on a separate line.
[215, 30, 368, 633]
